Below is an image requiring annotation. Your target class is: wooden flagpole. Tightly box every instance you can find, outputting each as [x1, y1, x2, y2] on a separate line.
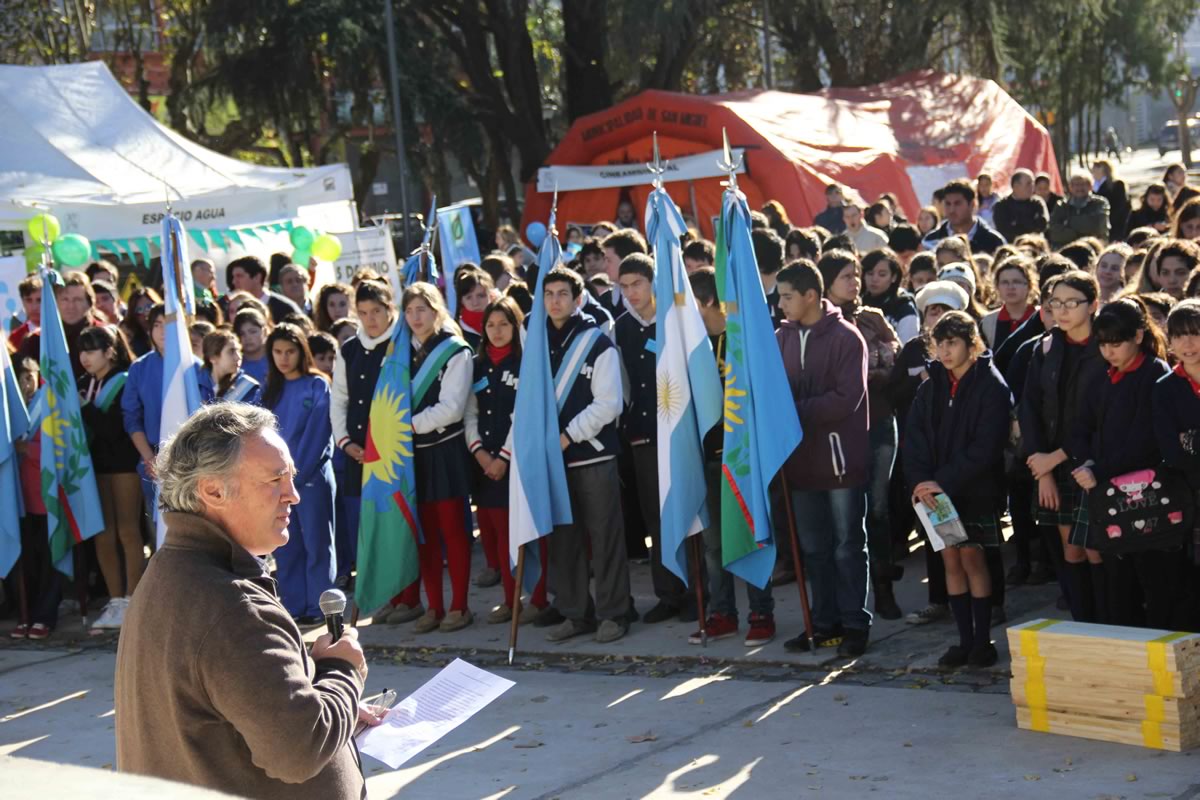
[780, 474, 815, 651]
[507, 546, 526, 665]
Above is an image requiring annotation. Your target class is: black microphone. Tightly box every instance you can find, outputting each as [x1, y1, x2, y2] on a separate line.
[319, 589, 347, 642]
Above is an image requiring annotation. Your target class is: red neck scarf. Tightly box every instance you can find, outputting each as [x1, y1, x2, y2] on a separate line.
[460, 308, 484, 333]
[998, 305, 1035, 326]
[486, 343, 513, 365]
[1108, 351, 1146, 384]
[1173, 362, 1200, 399]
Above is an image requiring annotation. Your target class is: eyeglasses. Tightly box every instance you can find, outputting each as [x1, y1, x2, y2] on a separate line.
[134, 304, 153, 314]
[1046, 298, 1089, 311]
[997, 280, 1028, 289]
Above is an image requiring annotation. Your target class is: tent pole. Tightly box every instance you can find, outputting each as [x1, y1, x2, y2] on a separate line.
[382, 0, 413, 250]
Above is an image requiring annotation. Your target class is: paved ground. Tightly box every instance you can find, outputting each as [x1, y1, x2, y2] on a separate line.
[3, 536, 1200, 798]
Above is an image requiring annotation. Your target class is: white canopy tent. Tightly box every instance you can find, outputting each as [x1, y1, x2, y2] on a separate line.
[0, 61, 356, 245]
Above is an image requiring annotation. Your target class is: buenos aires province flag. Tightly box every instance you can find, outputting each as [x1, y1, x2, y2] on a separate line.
[648, 187, 721, 582]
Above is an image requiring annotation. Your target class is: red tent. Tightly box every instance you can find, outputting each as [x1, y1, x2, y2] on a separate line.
[522, 70, 1060, 241]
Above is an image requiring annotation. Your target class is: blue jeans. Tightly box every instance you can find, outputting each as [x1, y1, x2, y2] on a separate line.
[866, 418, 897, 575]
[792, 486, 871, 631]
[700, 461, 774, 620]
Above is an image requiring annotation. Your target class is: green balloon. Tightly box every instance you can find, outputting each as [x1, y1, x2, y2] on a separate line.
[52, 234, 91, 267]
[24, 244, 46, 273]
[292, 248, 312, 267]
[27, 213, 61, 244]
[289, 225, 315, 250]
[311, 234, 343, 262]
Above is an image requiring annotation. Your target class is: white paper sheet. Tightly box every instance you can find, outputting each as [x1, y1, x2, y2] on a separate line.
[356, 658, 515, 769]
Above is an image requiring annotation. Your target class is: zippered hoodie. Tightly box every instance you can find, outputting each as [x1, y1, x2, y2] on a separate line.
[778, 299, 870, 490]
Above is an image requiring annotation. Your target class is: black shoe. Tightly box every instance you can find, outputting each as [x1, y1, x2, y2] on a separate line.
[677, 602, 699, 624]
[643, 601, 680, 624]
[836, 627, 869, 657]
[783, 625, 844, 652]
[967, 641, 999, 668]
[1026, 563, 1055, 585]
[533, 606, 565, 628]
[624, 601, 640, 625]
[770, 566, 796, 587]
[874, 581, 902, 621]
[938, 645, 970, 668]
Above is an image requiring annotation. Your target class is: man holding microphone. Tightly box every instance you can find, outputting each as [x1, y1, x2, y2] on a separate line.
[115, 403, 380, 799]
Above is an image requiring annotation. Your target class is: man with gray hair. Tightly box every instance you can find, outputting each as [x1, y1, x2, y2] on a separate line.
[115, 403, 376, 799]
[1048, 172, 1111, 247]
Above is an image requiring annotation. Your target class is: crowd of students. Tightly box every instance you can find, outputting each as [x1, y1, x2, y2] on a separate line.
[6, 162, 1200, 670]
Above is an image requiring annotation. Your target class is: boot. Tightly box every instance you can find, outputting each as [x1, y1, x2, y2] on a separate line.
[874, 579, 902, 620]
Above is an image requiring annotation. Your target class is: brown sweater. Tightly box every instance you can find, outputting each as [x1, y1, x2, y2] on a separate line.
[115, 512, 365, 799]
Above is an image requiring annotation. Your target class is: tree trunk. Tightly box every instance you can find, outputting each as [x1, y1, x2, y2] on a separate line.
[562, 0, 612, 121]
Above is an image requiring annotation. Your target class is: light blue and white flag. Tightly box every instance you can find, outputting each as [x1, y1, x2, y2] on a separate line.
[0, 344, 27, 578]
[648, 187, 722, 583]
[438, 201, 481, 314]
[158, 212, 202, 546]
[508, 217, 572, 590]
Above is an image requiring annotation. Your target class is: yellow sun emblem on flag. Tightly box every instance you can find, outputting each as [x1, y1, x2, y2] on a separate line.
[362, 385, 414, 486]
[41, 389, 69, 467]
[657, 373, 683, 422]
[723, 363, 746, 433]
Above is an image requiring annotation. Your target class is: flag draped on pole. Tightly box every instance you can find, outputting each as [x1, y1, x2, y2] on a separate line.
[507, 214, 573, 590]
[648, 186, 722, 582]
[0, 344, 28, 578]
[38, 268, 105, 575]
[158, 212, 203, 547]
[716, 187, 803, 589]
[438, 200, 481, 314]
[354, 249, 427, 615]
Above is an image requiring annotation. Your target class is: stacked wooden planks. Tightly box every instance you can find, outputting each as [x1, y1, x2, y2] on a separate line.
[1008, 619, 1200, 751]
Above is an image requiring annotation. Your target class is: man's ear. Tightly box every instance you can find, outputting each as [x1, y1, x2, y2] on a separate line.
[197, 475, 228, 509]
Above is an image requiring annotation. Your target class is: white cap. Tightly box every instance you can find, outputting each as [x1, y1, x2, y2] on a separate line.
[936, 262, 977, 297]
[915, 280, 970, 315]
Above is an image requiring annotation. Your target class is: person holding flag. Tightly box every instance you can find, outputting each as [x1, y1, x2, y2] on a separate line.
[2, 351, 34, 638]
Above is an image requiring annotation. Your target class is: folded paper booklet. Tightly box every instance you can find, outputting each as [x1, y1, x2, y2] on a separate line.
[914, 493, 968, 551]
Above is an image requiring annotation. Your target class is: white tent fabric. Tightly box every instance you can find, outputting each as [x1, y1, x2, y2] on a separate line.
[0, 61, 355, 240]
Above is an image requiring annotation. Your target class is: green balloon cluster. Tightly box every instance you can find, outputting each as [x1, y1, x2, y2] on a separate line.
[289, 225, 342, 263]
[24, 213, 92, 272]
[52, 234, 91, 266]
[312, 233, 342, 262]
[27, 213, 60, 244]
[289, 225, 316, 251]
[23, 244, 46, 273]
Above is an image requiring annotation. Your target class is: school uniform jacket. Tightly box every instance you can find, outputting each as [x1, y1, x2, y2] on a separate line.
[1153, 367, 1200, 487]
[270, 375, 334, 485]
[903, 356, 1013, 517]
[331, 317, 398, 494]
[121, 350, 202, 449]
[1069, 354, 1170, 484]
[465, 350, 519, 463]
[1018, 328, 1107, 459]
[410, 328, 472, 448]
[80, 371, 140, 474]
[548, 312, 623, 468]
[614, 306, 656, 444]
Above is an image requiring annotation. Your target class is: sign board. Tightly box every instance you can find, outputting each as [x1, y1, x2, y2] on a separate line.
[372, 182, 389, 196]
[537, 148, 745, 193]
[331, 227, 400, 295]
[0, 255, 25, 332]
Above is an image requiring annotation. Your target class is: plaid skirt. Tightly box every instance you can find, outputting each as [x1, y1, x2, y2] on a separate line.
[1068, 494, 1092, 548]
[953, 510, 1003, 549]
[1033, 468, 1087, 529]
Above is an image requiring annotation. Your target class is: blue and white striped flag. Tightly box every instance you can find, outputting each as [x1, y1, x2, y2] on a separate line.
[508, 217, 572, 589]
[0, 344, 27, 578]
[158, 212, 202, 546]
[648, 187, 722, 582]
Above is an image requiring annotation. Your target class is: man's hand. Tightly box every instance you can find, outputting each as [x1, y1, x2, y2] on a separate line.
[311, 627, 367, 680]
[344, 443, 365, 464]
[358, 702, 387, 729]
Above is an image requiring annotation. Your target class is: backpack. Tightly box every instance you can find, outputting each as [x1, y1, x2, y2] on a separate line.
[1087, 466, 1194, 554]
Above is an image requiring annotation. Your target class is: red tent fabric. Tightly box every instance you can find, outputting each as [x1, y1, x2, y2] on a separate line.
[522, 70, 1060, 242]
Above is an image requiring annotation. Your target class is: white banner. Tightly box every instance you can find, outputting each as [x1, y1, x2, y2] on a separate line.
[537, 148, 746, 193]
[0, 255, 25, 332]
[331, 226, 400, 295]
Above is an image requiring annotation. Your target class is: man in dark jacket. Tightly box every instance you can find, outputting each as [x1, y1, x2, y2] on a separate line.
[920, 179, 1006, 254]
[774, 259, 872, 657]
[1048, 173, 1111, 247]
[992, 169, 1049, 242]
[812, 183, 848, 233]
[116, 404, 373, 800]
[226, 255, 304, 323]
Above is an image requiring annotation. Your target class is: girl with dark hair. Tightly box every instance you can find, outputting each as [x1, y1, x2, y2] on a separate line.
[314, 282, 353, 333]
[1020, 271, 1108, 623]
[1070, 298, 1174, 628]
[1164, 163, 1199, 214]
[980, 257, 1038, 350]
[1173, 197, 1200, 241]
[199, 329, 261, 405]
[263, 323, 336, 623]
[866, 201, 894, 233]
[78, 325, 144, 633]
[121, 287, 162, 358]
[401, 283, 474, 633]
[453, 267, 495, 351]
[1127, 182, 1171, 234]
[906, 251, 938, 292]
[904, 311, 1012, 667]
[861, 248, 918, 343]
[465, 297, 549, 623]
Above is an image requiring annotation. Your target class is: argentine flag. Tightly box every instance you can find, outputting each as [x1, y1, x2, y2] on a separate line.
[158, 212, 202, 546]
[508, 214, 573, 589]
[648, 187, 722, 582]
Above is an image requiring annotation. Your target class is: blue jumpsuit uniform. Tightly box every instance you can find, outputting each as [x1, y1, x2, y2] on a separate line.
[242, 354, 269, 385]
[122, 350, 164, 522]
[270, 374, 337, 618]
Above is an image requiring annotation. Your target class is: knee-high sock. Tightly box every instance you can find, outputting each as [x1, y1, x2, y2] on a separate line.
[1065, 561, 1094, 622]
[1090, 562, 1110, 625]
[948, 593, 972, 650]
[971, 595, 993, 647]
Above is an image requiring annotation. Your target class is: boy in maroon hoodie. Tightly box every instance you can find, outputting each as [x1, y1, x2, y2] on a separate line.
[775, 259, 872, 657]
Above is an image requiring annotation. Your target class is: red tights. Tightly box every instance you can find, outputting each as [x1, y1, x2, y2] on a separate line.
[417, 497, 472, 615]
[476, 507, 548, 609]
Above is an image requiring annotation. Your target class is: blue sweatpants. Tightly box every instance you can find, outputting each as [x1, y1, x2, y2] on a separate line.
[275, 460, 338, 618]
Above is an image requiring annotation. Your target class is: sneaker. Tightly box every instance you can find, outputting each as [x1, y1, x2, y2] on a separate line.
[27, 624, 50, 640]
[595, 618, 628, 644]
[1005, 563, 1030, 586]
[967, 641, 999, 668]
[836, 627, 869, 658]
[412, 610, 442, 634]
[743, 613, 776, 647]
[904, 603, 949, 626]
[518, 603, 542, 625]
[990, 606, 1007, 627]
[9, 624, 28, 639]
[487, 604, 512, 624]
[439, 610, 473, 632]
[473, 568, 501, 588]
[938, 645, 970, 668]
[533, 606, 565, 628]
[643, 601, 679, 624]
[1026, 563, 1055, 585]
[688, 612, 738, 644]
[783, 625, 844, 653]
[385, 603, 425, 625]
[546, 618, 595, 642]
[90, 598, 125, 632]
